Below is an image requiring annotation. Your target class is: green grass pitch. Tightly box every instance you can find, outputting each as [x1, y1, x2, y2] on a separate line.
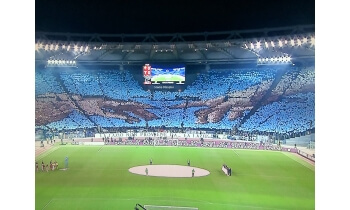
[35, 145, 315, 210]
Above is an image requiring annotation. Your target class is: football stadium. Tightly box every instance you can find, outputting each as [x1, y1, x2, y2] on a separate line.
[34, 1, 315, 210]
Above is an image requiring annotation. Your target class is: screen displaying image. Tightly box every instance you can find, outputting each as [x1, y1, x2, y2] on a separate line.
[143, 64, 185, 84]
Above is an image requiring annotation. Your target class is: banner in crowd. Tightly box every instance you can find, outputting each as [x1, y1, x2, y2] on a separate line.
[95, 132, 216, 139]
[104, 139, 298, 153]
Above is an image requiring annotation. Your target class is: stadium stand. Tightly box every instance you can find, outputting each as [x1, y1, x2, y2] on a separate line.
[35, 65, 315, 138]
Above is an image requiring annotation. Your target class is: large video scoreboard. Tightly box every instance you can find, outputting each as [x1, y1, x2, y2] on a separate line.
[143, 64, 185, 85]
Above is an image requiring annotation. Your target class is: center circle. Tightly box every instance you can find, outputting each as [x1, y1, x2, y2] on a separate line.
[128, 165, 210, 178]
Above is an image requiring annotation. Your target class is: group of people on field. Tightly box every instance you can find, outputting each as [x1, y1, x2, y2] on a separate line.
[36, 160, 58, 172]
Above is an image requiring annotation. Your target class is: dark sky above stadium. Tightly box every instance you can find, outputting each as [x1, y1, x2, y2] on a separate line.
[35, 0, 315, 34]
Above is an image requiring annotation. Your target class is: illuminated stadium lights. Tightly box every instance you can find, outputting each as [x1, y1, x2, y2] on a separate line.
[44, 44, 49, 51]
[256, 41, 261, 49]
[278, 40, 283, 47]
[55, 44, 59, 51]
[85, 46, 89, 52]
[284, 40, 288, 44]
[67, 45, 71, 51]
[303, 37, 308, 44]
[257, 56, 292, 65]
[74, 45, 78, 52]
[270, 41, 275, 47]
[297, 39, 302, 46]
[62, 44, 66, 49]
[264, 41, 268, 48]
[35, 43, 39, 51]
[80, 46, 84, 52]
[311, 36, 315, 46]
[290, 39, 295, 46]
[46, 59, 77, 67]
[250, 43, 254, 49]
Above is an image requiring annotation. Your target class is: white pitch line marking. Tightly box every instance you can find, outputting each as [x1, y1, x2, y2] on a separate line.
[42, 198, 53, 210]
[233, 149, 240, 156]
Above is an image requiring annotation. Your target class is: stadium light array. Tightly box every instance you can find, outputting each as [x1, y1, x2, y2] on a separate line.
[244, 35, 314, 50]
[257, 56, 292, 65]
[46, 59, 77, 67]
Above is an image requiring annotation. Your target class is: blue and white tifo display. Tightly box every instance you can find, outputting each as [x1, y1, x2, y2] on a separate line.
[143, 64, 185, 84]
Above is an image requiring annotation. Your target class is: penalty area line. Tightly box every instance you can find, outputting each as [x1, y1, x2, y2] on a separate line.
[97, 146, 103, 152]
[232, 149, 240, 157]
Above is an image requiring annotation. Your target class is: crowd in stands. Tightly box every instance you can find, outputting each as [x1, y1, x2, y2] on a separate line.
[35, 66, 315, 136]
[35, 71, 64, 95]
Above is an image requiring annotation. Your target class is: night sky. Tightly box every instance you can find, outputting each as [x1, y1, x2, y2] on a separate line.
[35, 0, 315, 34]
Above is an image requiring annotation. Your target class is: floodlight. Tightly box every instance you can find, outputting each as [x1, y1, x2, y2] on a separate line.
[258, 58, 262, 62]
[270, 41, 275, 47]
[286, 57, 291, 62]
[35, 43, 39, 51]
[278, 57, 282, 62]
[67, 45, 71, 51]
[278, 40, 283, 47]
[74, 45, 78, 52]
[62, 45, 66, 49]
[297, 39, 301, 46]
[250, 43, 254, 49]
[303, 37, 308, 44]
[290, 40, 295, 46]
[80, 46, 83, 52]
[55, 44, 59, 51]
[311, 37, 315, 46]
[85, 46, 89, 52]
[265, 41, 268, 48]
[256, 41, 261, 49]
[50, 44, 54, 51]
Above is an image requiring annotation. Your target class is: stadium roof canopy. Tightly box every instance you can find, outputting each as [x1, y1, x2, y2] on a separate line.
[35, 24, 314, 66]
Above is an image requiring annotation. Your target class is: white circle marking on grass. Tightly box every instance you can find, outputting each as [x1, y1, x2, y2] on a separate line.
[128, 165, 210, 177]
